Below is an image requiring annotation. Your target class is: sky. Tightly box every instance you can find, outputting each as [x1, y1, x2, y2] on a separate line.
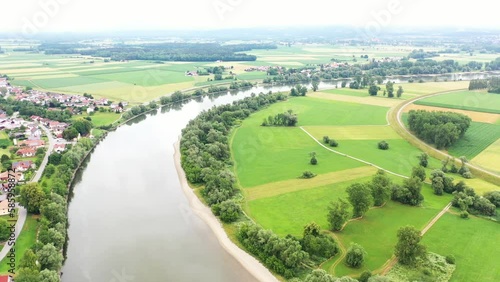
[1, 0, 499, 35]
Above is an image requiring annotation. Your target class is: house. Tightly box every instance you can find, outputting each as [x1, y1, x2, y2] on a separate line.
[0, 201, 8, 216]
[0, 275, 13, 282]
[18, 139, 45, 148]
[54, 143, 66, 153]
[16, 148, 36, 157]
[12, 160, 34, 172]
[0, 171, 23, 181]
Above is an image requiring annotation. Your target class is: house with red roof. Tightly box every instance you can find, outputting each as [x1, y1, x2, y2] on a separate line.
[54, 143, 66, 153]
[16, 148, 36, 157]
[12, 160, 35, 172]
[0, 275, 12, 282]
[18, 139, 45, 148]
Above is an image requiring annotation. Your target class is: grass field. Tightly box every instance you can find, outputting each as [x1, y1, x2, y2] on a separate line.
[302, 125, 400, 140]
[404, 104, 500, 124]
[333, 187, 452, 277]
[0, 216, 39, 274]
[422, 213, 500, 282]
[471, 139, 500, 174]
[322, 88, 372, 97]
[414, 90, 500, 114]
[72, 111, 121, 127]
[231, 97, 391, 187]
[447, 122, 500, 160]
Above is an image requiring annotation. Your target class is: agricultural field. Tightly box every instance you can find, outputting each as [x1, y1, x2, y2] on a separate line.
[414, 90, 500, 114]
[422, 213, 500, 282]
[72, 111, 121, 127]
[447, 122, 500, 160]
[403, 104, 500, 124]
[471, 139, 500, 174]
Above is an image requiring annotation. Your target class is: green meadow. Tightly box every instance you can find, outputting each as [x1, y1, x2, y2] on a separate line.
[415, 90, 500, 114]
[447, 121, 500, 160]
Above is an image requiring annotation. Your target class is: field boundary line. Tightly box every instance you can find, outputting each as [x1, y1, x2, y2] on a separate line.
[299, 127, 408, 179]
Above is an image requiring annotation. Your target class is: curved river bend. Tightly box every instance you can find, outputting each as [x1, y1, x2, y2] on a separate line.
[62, 72, 489, 281]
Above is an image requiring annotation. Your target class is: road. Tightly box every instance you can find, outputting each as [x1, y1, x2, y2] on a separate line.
[0, 123, 55, 262]
[31, 124, 55, 182]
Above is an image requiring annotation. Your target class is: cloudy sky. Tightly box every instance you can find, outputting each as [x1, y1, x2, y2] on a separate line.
[2, 0, 498, 34]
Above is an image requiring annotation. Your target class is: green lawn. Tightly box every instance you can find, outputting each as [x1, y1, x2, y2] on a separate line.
[447, 122, 500, 160]
[72, 112, 121, 127]
[422, 214, 500, 282]
[415, 90, 500, 114]
[0, 215, 40, 274]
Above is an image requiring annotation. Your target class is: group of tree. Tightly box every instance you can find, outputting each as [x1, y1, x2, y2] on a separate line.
[290, 84, 308, 96]
[0, 98, 72, 122]
[261, 110, 298, 127]
[452, 185, 498, 217]
[407, 110, 471, 149]
[391, 176, 424, 206]
[62, 118, 93, 140]
[328, 171, 393, 231]
[181, 92, 287, 221]
[322, 136, 338, 147]
[468, 77, 500, 93]
[40, 42, 277, 62]
[238, 222, 339, 279]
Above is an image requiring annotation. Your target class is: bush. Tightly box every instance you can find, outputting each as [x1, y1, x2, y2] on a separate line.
[445, 255, 456, 264]
[484, 191, 500, 207]
[323, 136, 330, 143]
[310, 156, 318, 165]
[345, 243, 366, 268]
[378, 141, 389, 150]
[211, 200, 241, 223]
[300, 171, 316, 179]
[329, 139, 338, 147]
[359, 271, 372, 282]
[462, 171, 473, 179]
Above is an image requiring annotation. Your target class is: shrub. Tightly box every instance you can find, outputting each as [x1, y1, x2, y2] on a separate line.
[323, 136, 330, 143]
[310, 156, 318, 165]
[445, 255, 456, 264]
[300, 171, 316, 179]
[211, 200, 241, 223]
[329, 139, 338, 147]
[345, 243, 366, 268]
[378, 141, 389, 150]
[462, 171, 473, 179]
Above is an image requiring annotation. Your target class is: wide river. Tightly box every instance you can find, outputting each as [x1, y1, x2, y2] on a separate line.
[61, 83, 330, 282]
[61, 71, 496, 282]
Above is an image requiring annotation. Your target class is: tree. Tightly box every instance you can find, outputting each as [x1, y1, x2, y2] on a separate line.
[303, 222, 321, 237]
[396, 86, 404, 98]
[411, 166, 426, 182]
[38, 269, 60, 282]
[370, 170, 392, 206]
[417, 153, 428, 167]
[304, 269, 336, 282]
[0, 218, 10, 241]
[368, 84, 379, 96]
[345, 243, 366, 268]
[312, 81, 319, 92]
[19, 249, 39, 270]
[19, 183, 45, 214]
[346, 183, 373, 218]
[0, 154, 9, 163]
[62, 126, 78, 140]
[323, 136, 330, 144]
[72, 118, 93, 136]
[310, 151, 318, 165]
[39, 227, 65, 249]
[15, 267, 40, 282]
[395, 226, 426, 265]
[37, 243, 63, 271]
[44, 164, 56, 178]
[386, 81, 394, 98]
[359, 271, 372, 282]
[377, 140, 389, 150]
[48, 153, 62, 165]
[211, 199, 241, 223]
[327, 199, 351, 231]
[484, 191, 500, 207]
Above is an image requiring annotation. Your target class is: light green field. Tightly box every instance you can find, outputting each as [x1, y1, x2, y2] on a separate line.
[422, 213, 500, 282]
[447, 122, 500, 160]
[415, 90, 500, 114]
[471, 139, 500, 174]
[303, 125, 400, 140]
[401, 81, 469, 97]
[322, 88, 372, 97]
[0, 216, 39, 274]
[72, 112, 121, 127]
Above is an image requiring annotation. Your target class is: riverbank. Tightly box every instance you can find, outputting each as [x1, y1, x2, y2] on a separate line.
[173, 139, 278, 282]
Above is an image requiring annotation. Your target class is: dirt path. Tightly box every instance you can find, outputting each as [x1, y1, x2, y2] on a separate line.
[380, 202, 452, 275]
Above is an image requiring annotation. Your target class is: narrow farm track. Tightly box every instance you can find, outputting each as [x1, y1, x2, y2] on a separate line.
[379, 202, 453, 275]
[323, 231, 347, 276]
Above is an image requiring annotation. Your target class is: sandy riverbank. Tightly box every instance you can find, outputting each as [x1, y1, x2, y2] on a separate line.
[173, 140, 279, 282]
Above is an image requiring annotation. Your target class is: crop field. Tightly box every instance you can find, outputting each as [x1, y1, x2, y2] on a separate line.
[414, 90, 500, 114]
[447, 122, 500, 160]
[404, 104, 500, 124]
[422, 213, 500, 282]
[309, 91, 403, 107]
[400, 81, 469, 97]
[471, 139, 500, 174]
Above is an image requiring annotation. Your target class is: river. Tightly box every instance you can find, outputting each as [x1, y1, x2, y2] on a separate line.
[61, 72, 492, 281]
